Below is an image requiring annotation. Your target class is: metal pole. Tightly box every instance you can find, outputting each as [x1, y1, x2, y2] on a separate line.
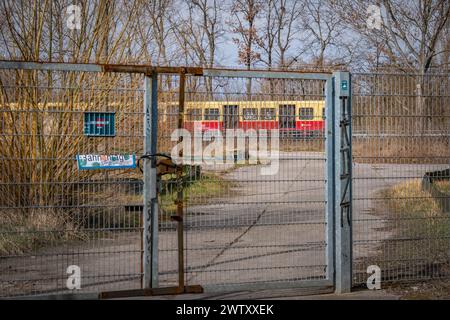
[333, 71, 352, 293]
[176, 70, 186, 290]
[325, 77, 335, 282]
[142, 72, 159, 289]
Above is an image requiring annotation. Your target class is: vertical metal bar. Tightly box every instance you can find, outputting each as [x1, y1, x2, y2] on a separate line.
[150, 73, 159, 288]
[176, 70, 186, 289]
[325, 78, 335, 282]
[348, 74, 353, 283]
[333, 71, 352, 293]
[142, 74, 151, 289]
[142, 73, 159, 289]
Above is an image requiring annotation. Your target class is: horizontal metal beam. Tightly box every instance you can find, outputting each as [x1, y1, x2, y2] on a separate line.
[0, 60, 332, 79]
[0, 60, 202, 75]
[203, 68, 332, 80]
[202, 279, 334, 293]
[0, 61, 103, 73]
[353, 133, 450, 138]
[99, 285, 203, 299]
[4, 293, 100, 300]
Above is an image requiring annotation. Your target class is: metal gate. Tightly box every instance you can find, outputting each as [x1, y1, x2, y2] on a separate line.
[0, 61, 352, 298]
[149, 69, 351, 294]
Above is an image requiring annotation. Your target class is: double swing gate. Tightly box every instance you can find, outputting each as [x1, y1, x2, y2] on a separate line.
[0, 61, 352, 298]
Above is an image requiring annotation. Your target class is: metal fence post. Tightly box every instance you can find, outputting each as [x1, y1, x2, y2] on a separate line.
[142, 72, 159, 289]
[333, 71, 352, 293]
[325, 77, 335, 282]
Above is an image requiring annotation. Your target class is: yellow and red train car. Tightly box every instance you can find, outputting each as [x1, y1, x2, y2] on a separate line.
[163, 100, 325, 137]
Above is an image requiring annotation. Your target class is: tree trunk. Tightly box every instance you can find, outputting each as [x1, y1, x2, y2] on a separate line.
[415, 73, 426, 136]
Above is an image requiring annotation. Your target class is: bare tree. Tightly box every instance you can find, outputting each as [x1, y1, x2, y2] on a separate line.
[332, 0, 450, 135]
[274, 0, 302, 69]
[332, 0, 450, 73]
[439, 11, 450, 71]
[170, 0, 224, 95]
[300, 0, 347, 68]
[229, 0, 263, 95]
[230, 0, 263, 69]
[141, 0, 174, 65]
[256, 0, 277, 69]
[191, 0, 223, 68]
[0, 0, 142, 63]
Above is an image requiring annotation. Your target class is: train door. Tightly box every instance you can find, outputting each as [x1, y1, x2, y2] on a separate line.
[278, 104, 296, 129]
[223, 105, 239, 129]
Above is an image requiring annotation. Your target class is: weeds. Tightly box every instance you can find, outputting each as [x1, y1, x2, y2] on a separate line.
[159, 173, 234, 217]
[0, 209, 86, 256]
[353, 137, 449, 164]
[375, 180, 450, 278]
[434, 181, 450, 194]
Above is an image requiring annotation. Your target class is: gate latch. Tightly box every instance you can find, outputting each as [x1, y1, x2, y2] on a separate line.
[138, 153, 181, 176]
[156, 158, 179, 176]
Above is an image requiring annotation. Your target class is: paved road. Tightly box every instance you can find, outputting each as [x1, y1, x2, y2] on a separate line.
[1, 151, 447, 297]
[157, 152, 448, 288]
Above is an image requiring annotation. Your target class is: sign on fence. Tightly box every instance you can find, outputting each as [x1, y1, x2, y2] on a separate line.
[84, 112, 116, 136]
[77, 154, 136, 170]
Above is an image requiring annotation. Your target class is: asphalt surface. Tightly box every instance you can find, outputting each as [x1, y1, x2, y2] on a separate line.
[157, 152, 448, 288]
[1, 151, 448, 297]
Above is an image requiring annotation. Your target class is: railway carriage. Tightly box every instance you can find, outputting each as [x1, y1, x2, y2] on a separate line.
[163, 100, 325, 137]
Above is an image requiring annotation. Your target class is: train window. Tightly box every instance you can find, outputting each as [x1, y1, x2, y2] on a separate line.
[187, 108, 202, 121]
[299, 107, 314, 120]
[243, 108, 258, 120]
[260, 108, 276, 120]
[204, 108, 220, 120]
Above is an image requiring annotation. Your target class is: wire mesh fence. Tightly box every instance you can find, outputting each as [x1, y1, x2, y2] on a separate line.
[156, 74, 330, 290]
[0, 64, 333, 297]
[352, 72, 450, 285]
[2, 61, 448, 298]
[0, 67, 145, 297]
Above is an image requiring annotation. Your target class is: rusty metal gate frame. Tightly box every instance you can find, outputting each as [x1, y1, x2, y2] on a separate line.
[0, 61, 352, 298]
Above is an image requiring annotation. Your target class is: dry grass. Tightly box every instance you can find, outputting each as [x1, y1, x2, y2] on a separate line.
[387, 279, 450, 299]
[279, 139, 324, 152]
[353, 137, 449, 163]
[159, 173, 234, 217]
[383, 180, 442, 218]
[375, 180, 450, 278]
[0, 71, 142, 255]
[434, 181, 450, 194]
[77, 172, 234, 225]
[382, 180, 449, 240]
[0, 209, 86, 256]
